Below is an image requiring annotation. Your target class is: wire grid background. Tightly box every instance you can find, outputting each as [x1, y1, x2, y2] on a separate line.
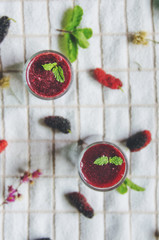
[0, 0, 159, 239]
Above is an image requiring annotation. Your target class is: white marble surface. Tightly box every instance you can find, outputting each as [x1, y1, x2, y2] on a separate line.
[0, 0, 159, 240]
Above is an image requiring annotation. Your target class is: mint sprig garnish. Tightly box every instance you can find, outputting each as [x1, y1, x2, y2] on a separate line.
[57, 5, 93, 62]
[116, 182, 128, 194]
[42, 63, 65, 83]
[94, 156, 109, 166]
[65, 5, 83, 31]
[42, 63, 57, 71]
[117, 178, 145, 194]
[52, 66, 65, 83]
[72, 30, 90, 48]
[109, 156, 123, 166]
[94, 156, 123, 166]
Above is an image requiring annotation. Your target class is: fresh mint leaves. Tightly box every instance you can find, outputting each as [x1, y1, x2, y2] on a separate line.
[124, 178, 145, 191]
[117, 178, 145, 194]
[109, 156, 123, 166]
[94, 156, 123, 166]
[64, 33, 78, 63]
[116, 182, 128, 194]
[77, 28, 93, 39]
[52, 66, 65, 83]
[65, 5, 83, 31]
[42, 63, 57, 71]
[57, 5, 93, 62]
[72, 30, 89, 48]
[94, 156, 109, 166]
[42, 63, 65, 83]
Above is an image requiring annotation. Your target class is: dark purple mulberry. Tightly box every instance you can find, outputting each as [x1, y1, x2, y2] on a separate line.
[44, 116, 71, 134]
[126, 130, 151, 152]
[66, 192, 94, 218]
[0, 16, 10, 44]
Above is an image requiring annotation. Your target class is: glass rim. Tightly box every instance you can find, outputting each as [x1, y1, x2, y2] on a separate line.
[78, 141, 128, 192]
[23, 50, 73, 100]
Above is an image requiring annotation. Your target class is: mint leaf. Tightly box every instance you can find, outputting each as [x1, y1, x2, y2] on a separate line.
[42, 63, 65, 83]
[58, 6, 93, 62]
[94, 156, 109, 166]
[64, 33, 78, 63]
[42, 63, 57, 71]
[77, 28, 93, 39]
[109, 156, 123, 166]
[72, 30, 89, 48]
[117, 178, 145, 195]
[125, 178, 145, 192]
[62, 8, 74, 29]
[65, 6, 83, 31]
[52, 66, 65, 83]
[116, 182, 128, 194]
[94, 156, 123, 166]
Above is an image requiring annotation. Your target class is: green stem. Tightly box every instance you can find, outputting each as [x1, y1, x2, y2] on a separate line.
[8, 18, 16, 23]
[119, 87, 124, 92]
[9, 87, 22, 104]
[56, 29, 72, 34]
[146, 38, 159, 44]
[134, 61, 142, 71]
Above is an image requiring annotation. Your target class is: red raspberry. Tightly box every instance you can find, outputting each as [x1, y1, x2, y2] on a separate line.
[94, 68, 123, 90]
[66, 192, 94, 218]
[0, 140, 8, 153]
[126, 130, 151, 152]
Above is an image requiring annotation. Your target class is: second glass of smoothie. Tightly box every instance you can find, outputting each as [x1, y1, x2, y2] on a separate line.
[79, 141, 128, 191]
[23, 50, 72, 100]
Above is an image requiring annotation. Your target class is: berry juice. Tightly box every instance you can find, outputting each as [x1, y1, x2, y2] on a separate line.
[24, 50, 72, 100]
[79, 142, 128, 191]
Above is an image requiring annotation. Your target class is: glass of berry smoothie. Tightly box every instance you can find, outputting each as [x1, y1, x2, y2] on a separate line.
[78, 141, 128, 191]
[23, 50, 72, 100]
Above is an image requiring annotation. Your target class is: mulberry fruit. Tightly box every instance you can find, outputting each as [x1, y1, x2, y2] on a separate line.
[126, 130, 151, 152]
[0, 16, 10, 44]
[44, 116, 71, 134]
[94, 68, 123, 90]
[66, 192, 94, 218]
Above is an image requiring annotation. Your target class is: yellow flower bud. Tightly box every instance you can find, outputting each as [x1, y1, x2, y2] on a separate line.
[132, 31, 149, 45]
[0, 76, 10, 88]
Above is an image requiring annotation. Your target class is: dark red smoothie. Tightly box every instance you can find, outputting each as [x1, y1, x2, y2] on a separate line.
[79, 142, 127, 190]
[25, 51, 72, 99]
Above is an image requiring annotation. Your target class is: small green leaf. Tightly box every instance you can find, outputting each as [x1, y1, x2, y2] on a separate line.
[72, 30, 89, 48]
[64, 33, 78, 62]
[125, 178, 145, 192]
[109, 156, 123, 166]
[94, 156, 109, 166]
[116, 182, 128, 194]
[62, 8, 74, 29]
[77, 28, 93, 39]
[52, 66, 65, 83]
[65, 5, 83, 31]
[42, 63, 57, 71]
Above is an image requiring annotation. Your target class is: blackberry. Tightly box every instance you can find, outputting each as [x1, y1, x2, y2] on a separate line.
[0, 16, 10, 44]
[66, 192, 94, 218]
[126, 130, 151, 152]
[44, 116, 71, 134]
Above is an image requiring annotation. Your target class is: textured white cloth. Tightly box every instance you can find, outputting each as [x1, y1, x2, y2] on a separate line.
[0, 0, 158, 240]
